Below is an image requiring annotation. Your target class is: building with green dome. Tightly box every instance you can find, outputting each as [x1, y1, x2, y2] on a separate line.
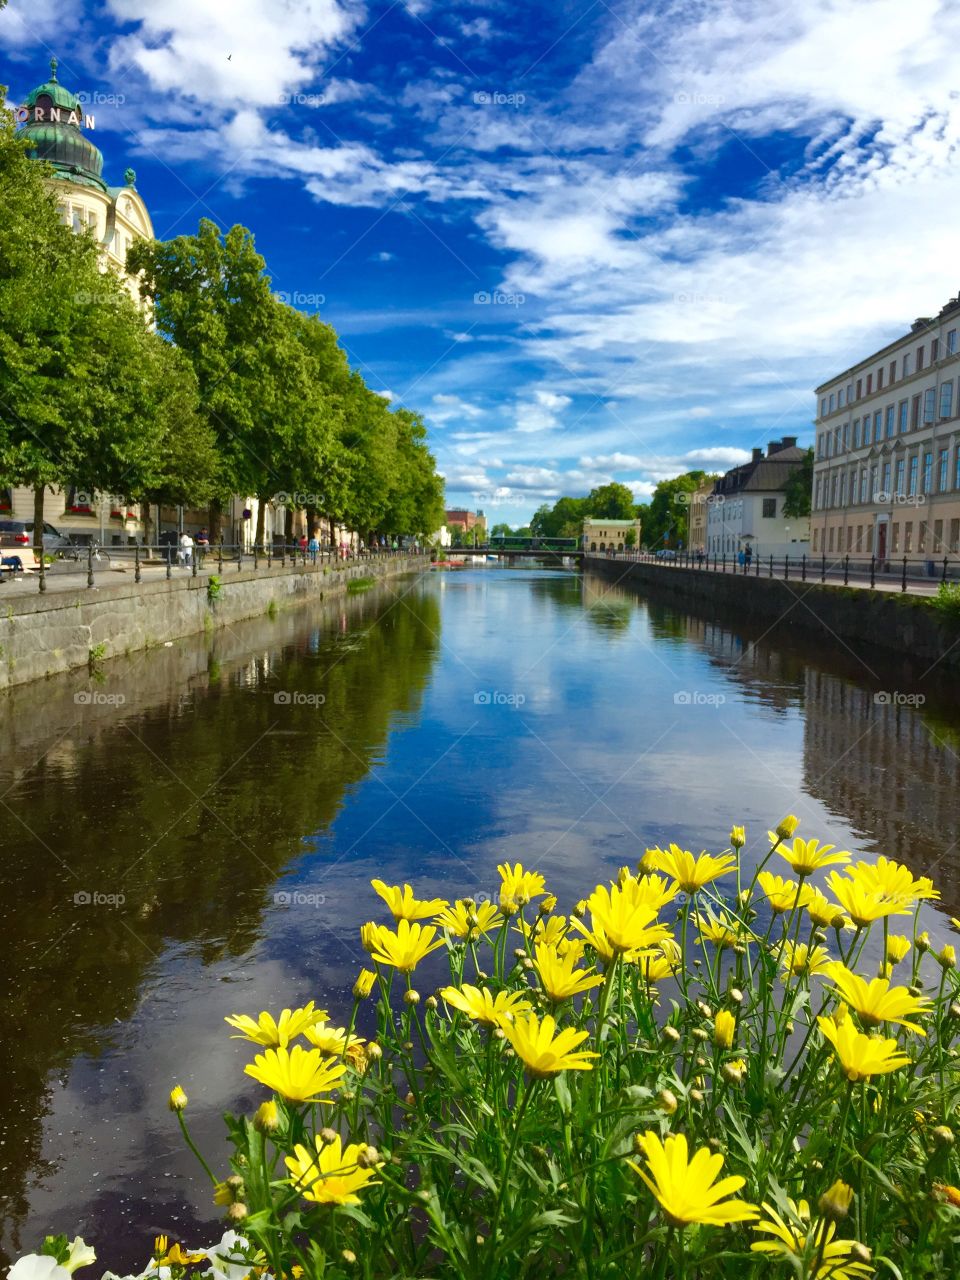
[4, 59, 158, 548]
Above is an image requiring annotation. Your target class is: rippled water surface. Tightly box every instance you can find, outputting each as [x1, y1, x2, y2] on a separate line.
[2, 566, 959, 1267]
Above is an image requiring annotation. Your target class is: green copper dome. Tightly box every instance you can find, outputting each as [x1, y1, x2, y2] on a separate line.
[19, 56, 107, 192]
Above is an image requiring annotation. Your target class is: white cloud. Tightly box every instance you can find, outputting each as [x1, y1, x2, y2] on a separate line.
[429, 393, 484, 424]
[515, 389, 572, 433]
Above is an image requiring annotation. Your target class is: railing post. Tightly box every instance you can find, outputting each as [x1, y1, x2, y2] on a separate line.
[755, 552, 759, 577]
[901, 556, 908, 592]
[254, 544, 259, 571]
[135, 543, 141, 583]
[768, 554, 773, 578]
[237, 544, 242, 572]
[843, 554, 849, 585]
[267, 543, 272, 569]
[87, 544, 94, 589]
[721, 554, 726, 573]
[801, 553, 806, 582]
[821, 553, 826, 583]
[192, 546, 198, 578]
[166, 545, 172, 579]
[870, 555, 876, 588]
[784, 553, 789, 580]
[218, 538, 224, 573]
[280, 543, 285, 568]
[943, 557, 949, 583]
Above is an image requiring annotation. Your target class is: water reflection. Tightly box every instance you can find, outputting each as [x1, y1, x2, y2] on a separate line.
[2, 567, 960, 1269]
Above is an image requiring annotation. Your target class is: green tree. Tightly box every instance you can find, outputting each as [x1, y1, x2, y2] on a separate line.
[643, 472, 713, 549]
[583, 482, 636, 520]
[782, 447, 814, 518]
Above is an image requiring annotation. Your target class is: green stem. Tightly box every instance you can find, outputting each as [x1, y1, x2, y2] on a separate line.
[176, 1109, 218, 1186]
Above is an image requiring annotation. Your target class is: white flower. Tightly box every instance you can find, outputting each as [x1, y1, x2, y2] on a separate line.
[64, 1240, 97, 1275]
[204, 1232, 257, 1280]
[8, 1257, 70, 1280]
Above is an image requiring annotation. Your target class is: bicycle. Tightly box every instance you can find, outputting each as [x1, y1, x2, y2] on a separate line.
[64, 540, 112, 565]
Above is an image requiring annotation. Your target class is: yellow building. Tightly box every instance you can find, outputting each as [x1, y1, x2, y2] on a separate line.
[9, 59, 154, 546]
[581, 517, 642, 552]
[686, 479, 714, 553]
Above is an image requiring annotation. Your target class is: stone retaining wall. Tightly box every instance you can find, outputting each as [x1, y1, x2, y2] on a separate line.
[0, 557, 425, 690]
[584, 556, 960, 671]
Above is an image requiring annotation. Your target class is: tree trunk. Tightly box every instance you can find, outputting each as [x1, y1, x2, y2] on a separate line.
[285, 506, 294, 544]
[208, 496, 223, 544]
[306, 505, 318, 539]
[33, 485, 45, 559]
[255, 493, 267, 551]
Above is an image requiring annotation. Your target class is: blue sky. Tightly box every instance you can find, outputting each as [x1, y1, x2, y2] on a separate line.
[4, 0, 960, 525]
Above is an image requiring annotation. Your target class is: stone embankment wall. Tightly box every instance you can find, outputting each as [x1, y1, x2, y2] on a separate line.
[584, 556, 960, 671]
[0, 556, 424, 690]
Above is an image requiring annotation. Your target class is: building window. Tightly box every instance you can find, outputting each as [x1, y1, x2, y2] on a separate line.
[881, 462, 891, 496]
[885, 404, 895, 436]
[923, 451, 933, 494]
[856, 378, 862, 398]
[852, 420, 860, 448]
[904, 521, 913, 552]
[761, 497, 776, 519]
[866, 373, 873, 394]
[923, 388, 936, 423]
[874, 410, 882, 439]
[842, 422, 849, 449]
[918, 521, 927, 554]
[939, 448, 949, 491]
[956, 446, 960, 490]
[870, 465, 878, 500]
[951, 518, 960, 553]
[934, 519, 944, 551]
[895, 458, 905, 495]
[856, 524, 863, 552]
[949, 330, 958, 355]
[932, 338, 939, 362]
[814, 476, 822, 509]
[838, 387, 845, 408]
[860, 468, 868, 503]
[889, 361, 896, 383]
[903, 353, 912, 378]
[828, 527, 835, 553]
[898, 400, 908, 432]
[820, 397, 827, 417]
[912, 394, 921, 429]
[940, 380, 954, 419]
[892, 523, 900, 553]
[831, 473, 839, 506]
[813, 528, 819, 552]
[877, 367, 884, 390]
[908, 456, 919, 495]
[828, 392, 835, 412]
[917, 346, 925, 371]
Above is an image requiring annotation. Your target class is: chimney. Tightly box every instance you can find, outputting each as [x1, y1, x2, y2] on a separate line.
[781, 436, 797, 448]
[766, 440, 781, 456]
[752, 447, 763, 462]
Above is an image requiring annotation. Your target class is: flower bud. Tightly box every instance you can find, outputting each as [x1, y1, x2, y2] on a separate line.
[514, 947, 527, 960]
[573, 901, 587, 919]
[522, 958, 534, 970]
[707, 1137, 722, 1150]
[168, 1085, 188, 1112]
[226, 1203, 248, 1223]
[730, 826, 745, 849]
[341, 1250, 357, 1265]
[253, 1100, 279, 1134]
[696, 1055, 708, 1069]
[850, 1244, 872, 1264]
[818, 1180, 854, 1221]
[404, 989, 421, 1005]
[938, 945, 957, 970]
[367, 1041, 383, 1060]
[775, 815, 799, 841]
[714, 1010, 735, 1049]
[320, 1127, 338, 1143]
[358, 1145, 380, 1168]
[662, 1025, 681, 1043]
[689, 1088, 704, 1105]
[950, 1002, 960, 1020]
[722, 1061, 744, 1085]
[728, 988, 743, 1005]
[353, 969, 377, 999]
[657, 1089, 678, 1115]
[540, 895, 557, 915]
[360, 923, 380, 953]
[812, 929, 828, 946]
[696, 1000, 713, 1020]
[692, 1027, 710, 1042]
[425, 995, 438, 1010]
[933, 1126, 955, 1147]
[916, 931, 931, 954]
[908, 984, 924, 998]
[405, 1092, 415, 1106]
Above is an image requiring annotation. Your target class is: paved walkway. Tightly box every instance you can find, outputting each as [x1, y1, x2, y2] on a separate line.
[587, 553, 952, 597]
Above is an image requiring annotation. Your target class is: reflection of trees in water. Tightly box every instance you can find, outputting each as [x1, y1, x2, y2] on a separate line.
[0, 588, 440, 1262]
[579, 576, 634, 631]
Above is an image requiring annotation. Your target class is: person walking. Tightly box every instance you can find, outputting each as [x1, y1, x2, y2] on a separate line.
[179, 530, 194, 568]
[308, 534, 319, 565]
[195, 526, 209, 567]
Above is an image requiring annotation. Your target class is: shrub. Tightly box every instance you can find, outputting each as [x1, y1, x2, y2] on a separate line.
[11, 820, 960, 1279]
[930, 581, 960, 622]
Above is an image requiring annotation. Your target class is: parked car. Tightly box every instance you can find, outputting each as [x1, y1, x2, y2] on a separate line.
[0, 519, 75, 567]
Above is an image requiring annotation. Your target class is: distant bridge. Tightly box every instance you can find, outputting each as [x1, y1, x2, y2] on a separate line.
[440, 539, 583, 562]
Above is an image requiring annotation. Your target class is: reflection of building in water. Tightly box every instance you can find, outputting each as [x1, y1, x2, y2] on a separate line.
[801, 669, 960, 912]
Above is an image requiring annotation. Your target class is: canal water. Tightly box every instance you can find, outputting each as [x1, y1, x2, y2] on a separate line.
[1, 566, 959, 1269]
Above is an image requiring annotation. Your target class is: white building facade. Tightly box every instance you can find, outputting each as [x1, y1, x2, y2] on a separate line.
[706, 439, 810, 559]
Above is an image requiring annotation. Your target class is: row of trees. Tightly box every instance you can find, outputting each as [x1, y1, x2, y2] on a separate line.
[0, 98, 445, 549]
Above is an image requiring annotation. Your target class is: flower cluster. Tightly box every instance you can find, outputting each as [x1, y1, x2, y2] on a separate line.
[14, 821, 960, 1279]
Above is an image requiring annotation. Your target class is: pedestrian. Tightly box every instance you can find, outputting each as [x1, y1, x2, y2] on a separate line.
[196, 526, 209, 567]
[737, 548, 745, 568]
[744, 544, 753, 567]
[178, 530, 194, 567]
[308, 533, 319, 564]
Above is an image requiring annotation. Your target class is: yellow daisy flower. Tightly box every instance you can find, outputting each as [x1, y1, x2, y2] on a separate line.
[647, 844, 737, 893]
[844, 857, 939, 907]
[817, 1017, 911, 1081]
[500, 1012, 598, 1076]
[573, 884, 671, 955]
[751, 1199, 872, 1277]
[303, 1021, 365, 1056]
[225, 1001, 327, 1048]
[439, 984, 532, 1026]
[757, 872, 814, 915]
[371, 879, 448, 921]
[629, 1131, 759, 1227]
[497, 862, 546, 912]
[826, 871, 913, 928]
[286, 1133, 382, 1205]
[534, 942, 603, 1002]
[778, 940, 833, 979]
[367, 919, 445, 972]
[825, 964, 932, 1034]
[244, 1044, 347, 1102]
[434, 899, 503, 940]
[778, 837, 850, 876]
